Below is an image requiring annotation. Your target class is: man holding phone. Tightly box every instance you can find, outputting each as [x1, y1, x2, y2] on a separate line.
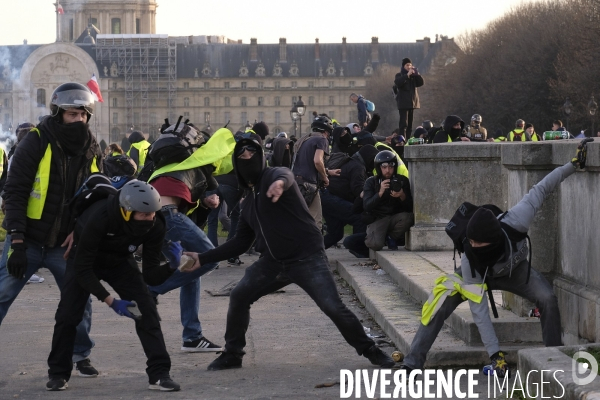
[394, 58, 424, 138]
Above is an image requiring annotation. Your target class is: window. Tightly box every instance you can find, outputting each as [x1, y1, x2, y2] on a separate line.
[69, 19, 74, 41]
[241, 97, 247, 107]
[112, 82, 117, 90]
[241, 112, 247, 124]
[36, 89, 46, 108]
[136, 18, 140, 34]
[204, 82, 210, 89]
[329, 111, 335, 119]
[184, 97, 190, 107]
[258, 97, 264, 106]
[113, 112, 118, 124]
[112, 98, 118, 107]
[258, 112, 264, 121]
[275, 82, 281, 89]
[349, 111, 355, 122]
[258, 82, 264, 89]
[204, 112, 210, 122]
[291, 81, 297, 89]
[308, 81, 314, 88]
[184, 112, 190, 117]
[150, 112, 156, 125]
[224, 97, 230, 107]
[89, 18, 98, 26]
[292, 96, 298, 105]
[204, 97, 210, 107]
[349, 81, 355, 88]
[275, 112, 281, 125]
[328, 81, 334, 88]
[308, 96, 314, 106]
[224, 112, 231, 123]
[183, 82, 190, 89]
[224, 82, 230, 89]
[3, 98, 8, 108]
[111, 127, 120, 142]
[274, 96, 280, 106]
[111, 18, 121, 34]
[328, 96, 335, 106]
[241, 82, 247, 89]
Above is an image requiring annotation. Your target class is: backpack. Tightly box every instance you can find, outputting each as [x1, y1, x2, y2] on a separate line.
[103, 154, 137, 178]
[147, 116, 206, 170]
[364, 99, 375, 112]
[326, 152, 352, 170]
[68, 173, 121, 233]
[445, 202, 532, 318]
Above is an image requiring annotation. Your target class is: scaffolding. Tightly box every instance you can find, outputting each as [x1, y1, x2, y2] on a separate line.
[96, 34, 177, 136]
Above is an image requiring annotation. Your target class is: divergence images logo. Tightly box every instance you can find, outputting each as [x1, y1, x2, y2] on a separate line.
[572, 351, 599, 386]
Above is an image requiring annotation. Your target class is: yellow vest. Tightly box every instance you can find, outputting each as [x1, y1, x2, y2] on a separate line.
[509, 129, 526, 141]
[26, 128, 99, 220]
[373, 142, 409, 178]
[0, 146, 4, 176]
[127, 140, 151, 172]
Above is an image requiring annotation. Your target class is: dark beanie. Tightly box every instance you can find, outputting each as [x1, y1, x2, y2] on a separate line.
[252, 122, 269, 140]
[413, 127, 427, 137]
[128, 131, 145, 144]
[525, 123, 533, 130]
[466, 208, 503, 244]
[402, 58, 412, 67]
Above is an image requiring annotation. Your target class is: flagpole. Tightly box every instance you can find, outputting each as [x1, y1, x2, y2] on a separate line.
[55, 2, 60, 42]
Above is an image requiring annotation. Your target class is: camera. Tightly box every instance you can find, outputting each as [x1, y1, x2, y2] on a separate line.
[390, 176, 403, 192]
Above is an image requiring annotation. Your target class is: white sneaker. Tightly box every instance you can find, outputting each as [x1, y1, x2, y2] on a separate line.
[27, 274, 45, 284]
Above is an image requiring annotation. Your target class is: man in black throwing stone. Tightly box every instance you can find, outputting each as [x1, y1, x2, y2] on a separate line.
[186, 137, 394, 370]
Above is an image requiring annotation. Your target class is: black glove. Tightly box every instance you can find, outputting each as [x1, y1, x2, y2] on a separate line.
[7, 242, 27, 279]
[572, 138, 594, 169]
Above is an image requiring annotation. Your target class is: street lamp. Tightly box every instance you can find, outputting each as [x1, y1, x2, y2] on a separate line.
[290, 103, 298, 136]
[296, 95, 306, 135]
[563, 97, 572, 133]
[588, 95, 598, 137]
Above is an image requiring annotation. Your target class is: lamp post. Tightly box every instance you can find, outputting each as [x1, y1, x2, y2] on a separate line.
[290, 103, 298, 137]
[296, 95, 306, 135]
[563, 97, 572, 133]
[588, 95, 598, 137]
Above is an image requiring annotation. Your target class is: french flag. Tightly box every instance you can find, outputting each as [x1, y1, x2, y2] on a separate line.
[87, 74, 104, 102]
[57, 3, 64, 15]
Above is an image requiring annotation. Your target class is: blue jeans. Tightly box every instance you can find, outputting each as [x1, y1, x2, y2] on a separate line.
[0, 236, 94, 362]
[148, 208, 219, 342]
[207, 184, 240, 247]
[321, 189, 365, 249]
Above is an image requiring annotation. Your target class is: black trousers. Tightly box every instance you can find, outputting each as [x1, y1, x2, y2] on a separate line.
[223, 250, 374, 356]
[398, 109, 414, 137]
[47, 257, 171, 383]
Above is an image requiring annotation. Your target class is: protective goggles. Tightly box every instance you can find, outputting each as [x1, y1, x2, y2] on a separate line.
[236, 144, 259, 156]
[379, 162, 396, 169]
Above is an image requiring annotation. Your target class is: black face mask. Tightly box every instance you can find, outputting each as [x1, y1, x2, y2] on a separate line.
[339, 132, 352, 146]
[57, 121, 90, 156]
[237, 153, 263, 186]
[466, 240, 505, 269]
[451, 127, 462, 137]
[123, 218, 155, 237]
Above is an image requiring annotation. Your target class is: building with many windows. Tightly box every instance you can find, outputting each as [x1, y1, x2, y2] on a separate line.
[0, 0, 460, 144]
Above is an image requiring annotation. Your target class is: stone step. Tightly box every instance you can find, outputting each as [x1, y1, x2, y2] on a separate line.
[333, 256, 540, 367]
[372, 249, 543, 345]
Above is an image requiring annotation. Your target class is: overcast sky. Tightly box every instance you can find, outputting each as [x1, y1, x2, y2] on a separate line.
[0, 0, 539, 45]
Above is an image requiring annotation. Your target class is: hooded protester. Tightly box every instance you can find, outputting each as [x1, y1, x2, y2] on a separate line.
[183, 138, 395, 372]
[322, 144, 380, 249]
[331, 126, 353, 154]
[270, 135, 294, 168]
[433, 115, 468, 143]
[1, 82, 103, 377]
[127, 130, 151, 173]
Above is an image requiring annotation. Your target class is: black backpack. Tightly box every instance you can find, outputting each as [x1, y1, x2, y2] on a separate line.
[68, 173, 121, 234]
[103, 154, 137, 178]
[326, 152, 352, 170]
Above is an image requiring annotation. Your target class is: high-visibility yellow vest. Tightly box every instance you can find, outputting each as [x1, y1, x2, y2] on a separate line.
[26, 128, 99, 220]
[509, 129, 526, 141]
[374, 142, 409, 178]
[127, 140, 151, 172]
[0, 146, 5, 176]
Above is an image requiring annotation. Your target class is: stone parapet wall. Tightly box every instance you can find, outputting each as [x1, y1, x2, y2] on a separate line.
[404, 140, 600, 344]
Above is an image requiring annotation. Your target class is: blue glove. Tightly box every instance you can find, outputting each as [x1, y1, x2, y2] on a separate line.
[164, 241, 183, 270]
[109, 298, 136, 319]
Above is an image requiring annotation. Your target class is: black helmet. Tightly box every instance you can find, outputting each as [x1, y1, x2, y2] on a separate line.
[471, 114, 482, 124]
[311, 115, 334, 134]
[50, 82, 95, 120]
[422, 120, 433, 130]
[148, 116, 205, 169]
[119, 179, 161, 220]
[373, 150, 398, 178]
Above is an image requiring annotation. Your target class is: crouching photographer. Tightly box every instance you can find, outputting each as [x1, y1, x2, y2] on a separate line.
[362, 150, 414, 251]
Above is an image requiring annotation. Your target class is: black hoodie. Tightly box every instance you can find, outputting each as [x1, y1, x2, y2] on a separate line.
[198, 139, 324, 264]
[433, 115, 465, 143]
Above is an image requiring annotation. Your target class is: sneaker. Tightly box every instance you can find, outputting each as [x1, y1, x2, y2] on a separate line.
[207, 352, 243, 371]
[181, 336, 223, 352]
[46, 378, 68, 391]
[27, 274, 45, 284]
[363, 345, 395, 368]
[75, 359, 99, 377]
[488, 351, 510, 378]
[149, 377, 181, 392]
[227, 257, 244, 266]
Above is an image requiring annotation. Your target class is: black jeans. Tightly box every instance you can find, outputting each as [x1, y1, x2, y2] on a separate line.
[321, 189, 366, 249]
[223, 250, 374, 355]
[47, 257, 171, 383]
[398, 109, 414, 137]
[343, 232, 370, 258]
